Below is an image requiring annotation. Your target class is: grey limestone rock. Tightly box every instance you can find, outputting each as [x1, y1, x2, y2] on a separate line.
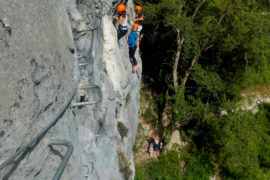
[0, 0, 141, 179]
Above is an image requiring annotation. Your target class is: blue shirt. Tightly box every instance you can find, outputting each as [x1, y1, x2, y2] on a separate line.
[128, 32, 139, 49]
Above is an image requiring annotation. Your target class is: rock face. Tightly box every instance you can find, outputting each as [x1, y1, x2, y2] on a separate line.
[165, 130, 186, 151]
[0, 0, 141, 179]
[240, 92, 270, 114]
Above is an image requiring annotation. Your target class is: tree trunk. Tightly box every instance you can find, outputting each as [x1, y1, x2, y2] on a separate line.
[192, 0, 205, 18]
[173, 29, 184, 87]
[180, 7, 230, 88]
[180, 56, 198, 88]
[151, 23, 160, 45]
[172, 0, 204, 88]
[218, 11, 228, 25]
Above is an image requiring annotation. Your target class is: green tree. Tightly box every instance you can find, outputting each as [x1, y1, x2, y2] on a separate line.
[136, 0, 270, 179]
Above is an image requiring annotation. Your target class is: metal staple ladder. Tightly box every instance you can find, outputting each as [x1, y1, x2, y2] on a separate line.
[0, 12, 101, 180]
[0, 70, 81, 177]
[48, 140, 74, 180]
[72, 85, 103, 107]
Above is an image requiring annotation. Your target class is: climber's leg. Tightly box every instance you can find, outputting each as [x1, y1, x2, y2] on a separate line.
[137, 25, 142, 34]
[118, 28, 127, 40]
[129, 48, 136, 67]
[129, 48, 135, 67]
[129, 47, 138, 71]
[129, 48, 137, 66]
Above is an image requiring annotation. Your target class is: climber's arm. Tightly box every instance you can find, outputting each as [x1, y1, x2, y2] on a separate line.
[118, 17, 125, 26]
[136, 38, 140, 48]
[135, 17, 144, 21]
[113, 16, 124, 26]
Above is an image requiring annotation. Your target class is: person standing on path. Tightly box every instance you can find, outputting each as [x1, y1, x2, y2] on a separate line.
[154, 136, 160, 155]
[149, 143, 154, 157]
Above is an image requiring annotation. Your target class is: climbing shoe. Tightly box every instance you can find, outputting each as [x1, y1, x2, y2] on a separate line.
[134, 64, 139, 70]
[132, 65, 139, 71]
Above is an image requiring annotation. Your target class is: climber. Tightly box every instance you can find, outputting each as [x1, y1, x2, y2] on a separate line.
[128, 23, 141, 72]
[113, 3, 128, 40]
[135, 5, 144, 38]
[154, 136, 160, 155]
[149, 143, 154, 157]
[160, 141, 163, 152]
[149, 134, 155, 145]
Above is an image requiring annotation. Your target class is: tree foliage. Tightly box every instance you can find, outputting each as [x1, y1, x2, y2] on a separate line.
[135, 0, 270, 179]
[138, 0, 270, 91]
[135, 149, 212, 180]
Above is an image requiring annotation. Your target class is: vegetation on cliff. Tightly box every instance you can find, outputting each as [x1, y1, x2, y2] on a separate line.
[134, 0, 270, 179]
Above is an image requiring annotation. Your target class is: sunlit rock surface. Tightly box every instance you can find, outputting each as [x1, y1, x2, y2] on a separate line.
[0, 0, 141, 179]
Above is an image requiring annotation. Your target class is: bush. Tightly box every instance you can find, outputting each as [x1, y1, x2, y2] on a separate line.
[126, 93, 131, 104]
[118, 122, 128, 139]
[204, 104, 270, 179]
[118, 152, 132, 180]
[133, 123, 146, 154]
[135, 149, 213, 180]
[144, 150, 183, 180]
[182, 146, 213, 180]
[135, 164, 146, 180]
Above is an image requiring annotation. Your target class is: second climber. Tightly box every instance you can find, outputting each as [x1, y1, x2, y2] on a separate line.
[128, 23, 141, 72]
[113, 3, 128, 41]
[135, 5, 144, 38]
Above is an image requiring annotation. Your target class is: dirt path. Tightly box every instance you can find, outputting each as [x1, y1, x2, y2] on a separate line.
[135, 152, 159, 164]
[134, 85, 164, 164]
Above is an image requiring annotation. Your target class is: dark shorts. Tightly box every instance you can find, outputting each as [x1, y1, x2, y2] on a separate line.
[118, 28, 127, 40]
[154, 144, 159, 151]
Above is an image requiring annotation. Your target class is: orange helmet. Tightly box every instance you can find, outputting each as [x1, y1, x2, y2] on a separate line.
[136, 6, 142, 11]
[117, 4, 126, 12]
[133, 23, 139, 29]
[151, 134, 155, 138]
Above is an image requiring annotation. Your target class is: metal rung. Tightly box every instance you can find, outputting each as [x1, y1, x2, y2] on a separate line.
[48, 139, 73, 180]
[77, 55, 87, 59]
[79, 62, 89, 66]
[72, 85, 102, 107]
[74, 32, 86, 40]
[72, 101, 99, 107]
[76, 27, 96, 33]
[80, 85, 97, 90]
